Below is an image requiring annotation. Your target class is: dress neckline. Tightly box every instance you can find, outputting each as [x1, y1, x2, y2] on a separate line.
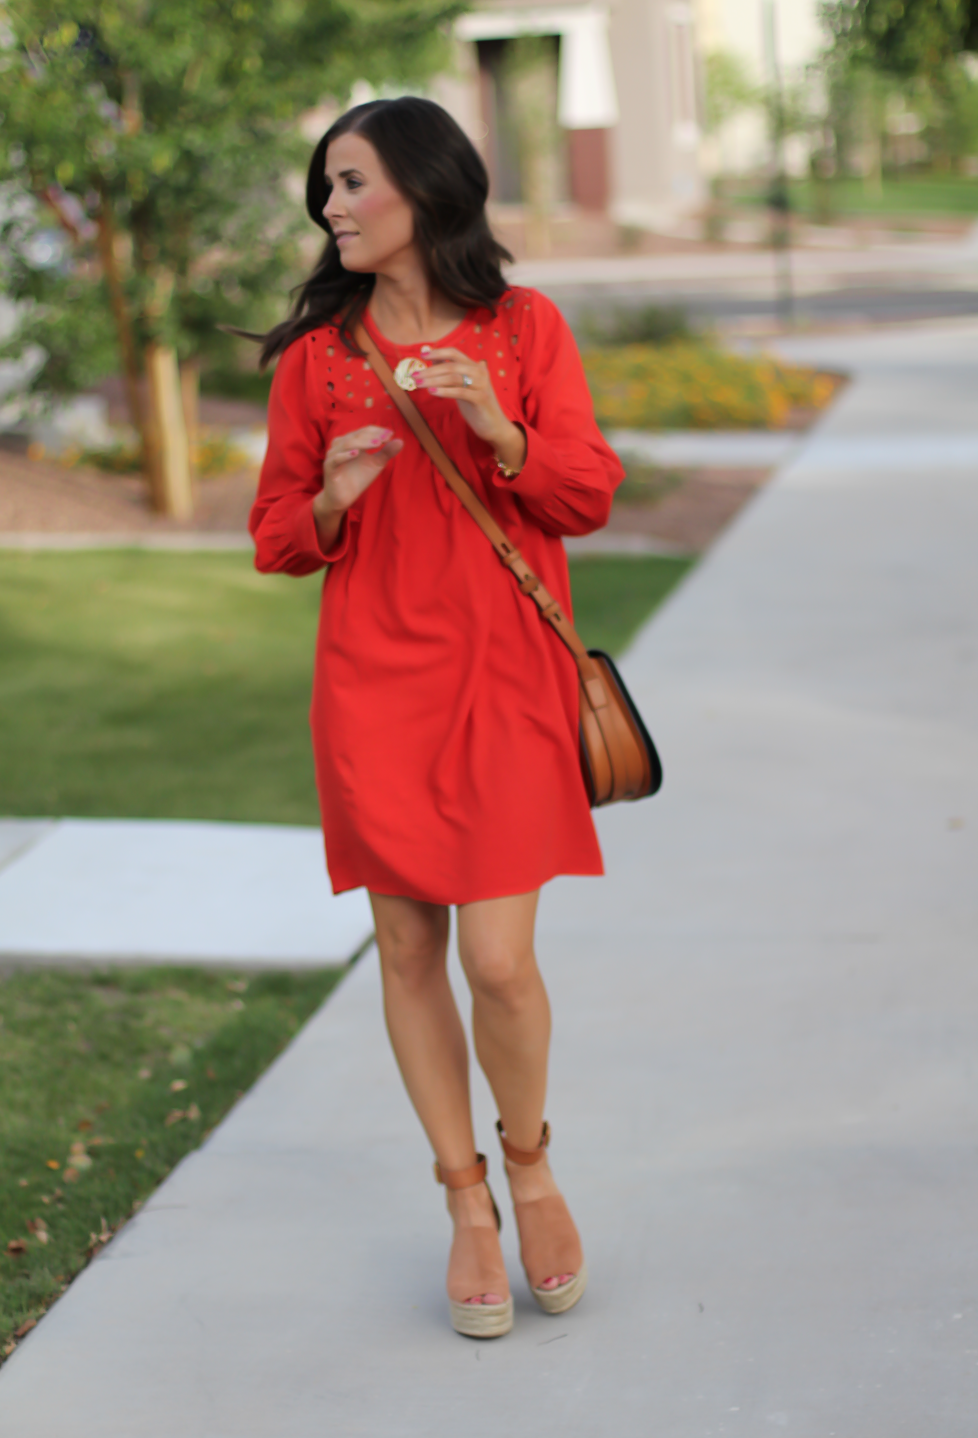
[362, 304, 477, 353]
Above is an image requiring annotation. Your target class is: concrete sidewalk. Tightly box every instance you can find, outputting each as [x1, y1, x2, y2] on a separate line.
[0, 819, 373, 966]
[1, 322, 976, 1435]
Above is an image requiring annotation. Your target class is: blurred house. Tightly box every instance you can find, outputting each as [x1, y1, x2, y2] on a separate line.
[433, 2, 705, 232]
[696, 0, 823, 176]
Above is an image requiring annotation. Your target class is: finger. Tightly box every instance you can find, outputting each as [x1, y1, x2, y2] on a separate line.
[420, 346, 468, 363]
[424, 384, 487, 400]
[327, 427, 394, 462]
[329, 426, 394, 453]
[349, 437, 404, 467]
[416, 368, 481, 392]
[361, 426, 396, 449]
[414, 362, 463, 381]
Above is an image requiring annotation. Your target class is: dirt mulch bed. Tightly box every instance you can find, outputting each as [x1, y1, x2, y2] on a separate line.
[0, 442, 258, 535]
[607, 467, 772, 553]
[1, 441, 773, 554]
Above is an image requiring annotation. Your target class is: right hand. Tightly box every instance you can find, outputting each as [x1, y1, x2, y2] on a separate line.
[312, 426, 403, 546]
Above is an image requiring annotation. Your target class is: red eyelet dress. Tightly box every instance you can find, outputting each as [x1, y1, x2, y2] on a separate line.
[249, 286, 624, 904]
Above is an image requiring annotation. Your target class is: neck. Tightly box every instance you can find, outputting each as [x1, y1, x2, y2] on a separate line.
[368, 248, 466, 345]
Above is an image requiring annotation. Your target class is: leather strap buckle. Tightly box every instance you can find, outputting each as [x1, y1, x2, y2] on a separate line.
[496, 1120, 550, 1165]
[433, 1153, 488, 1190]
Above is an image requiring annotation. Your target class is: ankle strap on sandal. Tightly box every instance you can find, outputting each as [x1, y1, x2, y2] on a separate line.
[495, 1120, 551, 1165]
[433, 1153, 488, 1190]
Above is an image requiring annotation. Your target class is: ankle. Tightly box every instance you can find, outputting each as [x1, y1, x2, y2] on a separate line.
[447, 1181, 496, 1227]
[505, 1153, 557, 1202]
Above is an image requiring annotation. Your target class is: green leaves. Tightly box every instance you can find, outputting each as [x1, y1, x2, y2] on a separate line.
[1, 0, 460, 395]
[823, 0, 970, 79]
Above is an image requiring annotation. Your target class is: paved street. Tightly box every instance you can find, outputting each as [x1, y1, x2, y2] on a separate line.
[0, 319, 976, 1435]
[511, 228, 978, 331]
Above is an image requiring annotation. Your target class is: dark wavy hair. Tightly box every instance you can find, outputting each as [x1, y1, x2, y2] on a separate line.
[258, 97, 513, 367]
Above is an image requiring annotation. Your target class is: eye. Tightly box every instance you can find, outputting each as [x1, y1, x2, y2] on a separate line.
[346, 176, 362, 191]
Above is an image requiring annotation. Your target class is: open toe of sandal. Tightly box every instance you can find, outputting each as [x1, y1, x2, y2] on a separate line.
[532, 1258, 588, 1314]
[436, 1153, 513, 1339]
[496, 1121, 587, 1317]
[449, 1295, 515, 1338]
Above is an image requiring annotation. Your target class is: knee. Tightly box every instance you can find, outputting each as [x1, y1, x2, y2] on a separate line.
[461, 938, 536, 1011]
[377, 911, 447, 993]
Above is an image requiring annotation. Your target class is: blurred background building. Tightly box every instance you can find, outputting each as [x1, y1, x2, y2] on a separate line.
[697, 0, 821, 176]
[431, 1, 705, 238]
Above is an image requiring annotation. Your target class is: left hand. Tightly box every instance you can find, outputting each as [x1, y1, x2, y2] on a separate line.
[413, 346, 526, 471]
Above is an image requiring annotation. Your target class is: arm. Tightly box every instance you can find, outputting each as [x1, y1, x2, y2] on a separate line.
[250, 334, 333, 575]
[497, 292, 624, 536]
[249, 334, 401, 574]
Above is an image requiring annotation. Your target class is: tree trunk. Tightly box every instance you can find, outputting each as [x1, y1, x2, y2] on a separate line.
[179, 358, 200, 492]
[94, 192, 165, 500]
[146, 343, 194, 520]
[506, 39, 559, 258]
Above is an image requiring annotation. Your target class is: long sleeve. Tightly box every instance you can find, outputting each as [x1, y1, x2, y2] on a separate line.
[249, 333, 351, 575]
[489, 292, 624, 537]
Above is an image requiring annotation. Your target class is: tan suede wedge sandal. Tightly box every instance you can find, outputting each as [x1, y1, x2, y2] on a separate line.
[435, 1152, 514, 1339]
[496, 1121, 588, 1316]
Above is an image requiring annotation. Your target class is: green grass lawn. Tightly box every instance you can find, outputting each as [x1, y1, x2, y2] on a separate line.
[728, 172, 978, 219]
[0, 965, 342, 1358]
[0, 550, 692, 823]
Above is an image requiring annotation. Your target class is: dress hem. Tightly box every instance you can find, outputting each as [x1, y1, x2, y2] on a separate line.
[327, 864, 604, 906]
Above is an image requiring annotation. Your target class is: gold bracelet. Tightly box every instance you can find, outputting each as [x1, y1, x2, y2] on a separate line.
[495, 456, 522, 479]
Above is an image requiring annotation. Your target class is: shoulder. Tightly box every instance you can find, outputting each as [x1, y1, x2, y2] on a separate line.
[498, 286, 562, 323]
[498, 286, 571, 344]
[495, 289, 576, 381]
[268, 324, 347, 429]
[271, 322, 344, 392]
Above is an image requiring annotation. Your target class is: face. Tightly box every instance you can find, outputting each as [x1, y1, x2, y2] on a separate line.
[323, 131, 415, 273]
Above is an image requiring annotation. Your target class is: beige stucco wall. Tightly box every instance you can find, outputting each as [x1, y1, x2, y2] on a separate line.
[437, 0, 706, 228]
[609, 0, 704, 227]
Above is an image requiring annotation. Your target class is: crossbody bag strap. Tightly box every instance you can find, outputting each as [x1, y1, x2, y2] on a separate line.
[353, 322, 608, 711]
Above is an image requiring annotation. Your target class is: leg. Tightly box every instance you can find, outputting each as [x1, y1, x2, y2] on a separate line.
[456, 892, 578, 1291]
[370, 893, 507, 1313]
[369, 893, 471, 1166]
[455, 891, 549, 1150]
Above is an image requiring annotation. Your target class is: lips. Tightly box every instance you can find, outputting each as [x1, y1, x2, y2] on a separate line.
[333, 231, 358, 244]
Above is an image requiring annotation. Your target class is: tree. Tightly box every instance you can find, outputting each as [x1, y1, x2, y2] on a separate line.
[701, 50, 758, 137]
[501, 36, 560, 258]
[966, 0, 978, 50]
[0, 187, 118, 414]
[0, 0, 459, 514]
[819, 0, 978, 175]
[821, 0, 968, 78]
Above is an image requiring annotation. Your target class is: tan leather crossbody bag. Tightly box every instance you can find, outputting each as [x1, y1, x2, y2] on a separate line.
[355, 323, 662, 808]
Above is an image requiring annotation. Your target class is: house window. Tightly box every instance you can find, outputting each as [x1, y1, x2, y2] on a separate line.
[665, 3, 698, 150]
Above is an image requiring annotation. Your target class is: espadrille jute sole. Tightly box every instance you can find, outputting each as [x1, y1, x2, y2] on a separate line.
[449, 1296, 514, 1338]
[532, 1259, 588, 1315]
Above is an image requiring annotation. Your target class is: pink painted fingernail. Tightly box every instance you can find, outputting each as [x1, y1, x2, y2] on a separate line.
[349, 449, 359, 457]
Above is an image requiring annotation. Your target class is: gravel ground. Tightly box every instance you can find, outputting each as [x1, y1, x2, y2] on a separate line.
[0, 443, 258, 535]
[0, 437, 771, 553]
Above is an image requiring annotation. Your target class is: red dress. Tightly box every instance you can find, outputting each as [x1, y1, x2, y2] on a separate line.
[249, 287, 623, 903]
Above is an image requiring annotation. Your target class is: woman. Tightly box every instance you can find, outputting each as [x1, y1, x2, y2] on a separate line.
[250, 97, 623, 1339]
